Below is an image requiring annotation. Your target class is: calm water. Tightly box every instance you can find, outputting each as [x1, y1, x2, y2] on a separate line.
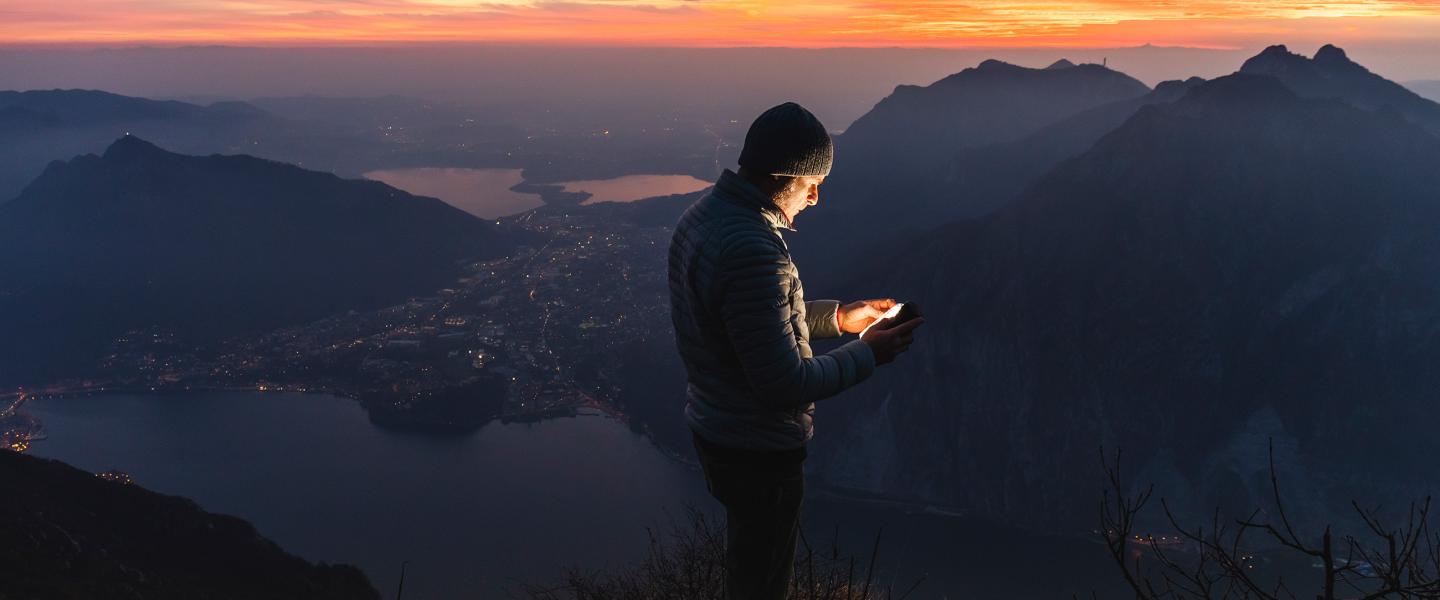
[26, 392, 710, 599]
[364, 167, 712, 218]
[364, 167, 544, 219]
[25, 392, 1128, 599]
[564, 174, 711, 205]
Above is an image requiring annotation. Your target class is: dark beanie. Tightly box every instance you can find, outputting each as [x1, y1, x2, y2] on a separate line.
[738, 102, 833, 177]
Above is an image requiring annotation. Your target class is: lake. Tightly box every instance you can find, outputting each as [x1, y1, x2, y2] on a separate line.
[564, 174, 711, 205]
[25, 392, 709, 599]
[364, 167, 711, 218]
[364, 167, 544, 219]
[25, 392, 1129, 599]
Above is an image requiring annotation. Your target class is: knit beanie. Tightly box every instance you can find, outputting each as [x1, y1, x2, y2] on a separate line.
[737, 102, 833, 177]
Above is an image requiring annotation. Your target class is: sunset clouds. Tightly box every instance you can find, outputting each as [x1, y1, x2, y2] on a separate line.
[5, 0, 1440, 48]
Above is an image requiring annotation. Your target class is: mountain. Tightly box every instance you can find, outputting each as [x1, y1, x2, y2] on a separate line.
[790, 60, 1150, 268]
[0, 90, 273, 202]
[0, 136, 513, 385]
[838, 58, 1150, 163]
[916, 76, 1208, 223]
[1239, 44, 1440, 133]
[809, 74, 1440, 530]
[0, 450, 379, 599]
[0, 89, 259, 127]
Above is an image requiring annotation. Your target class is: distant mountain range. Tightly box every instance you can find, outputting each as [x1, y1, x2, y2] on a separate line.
[0, 90, 280, 202]
[0, 136, 514, 385]
[797, 46, 1440, 288]
[0, 89, 264, 129]
[810, 70, 1440, 529]
[0, 450, 379, 599]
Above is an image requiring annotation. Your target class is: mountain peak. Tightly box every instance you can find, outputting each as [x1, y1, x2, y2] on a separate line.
[1236, 41, 1439, 132]
[1242, 44, 1307, 72]
[1046, 59, 1076, 70]
[1152, 76, 1209, 99]
[102, 134, 168, 161]
[976, 58, 1018, 71]
[1258, 44, 1292, 57]
[1314, 44, 1352, 65]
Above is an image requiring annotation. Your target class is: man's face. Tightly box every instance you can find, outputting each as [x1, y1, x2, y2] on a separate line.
[774, 175, 824, 226]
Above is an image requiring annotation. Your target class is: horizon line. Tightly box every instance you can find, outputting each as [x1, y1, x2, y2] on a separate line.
[0, 40, 1251, 52]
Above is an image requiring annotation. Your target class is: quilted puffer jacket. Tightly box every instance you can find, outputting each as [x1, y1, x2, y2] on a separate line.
[668, 169, 876, 451]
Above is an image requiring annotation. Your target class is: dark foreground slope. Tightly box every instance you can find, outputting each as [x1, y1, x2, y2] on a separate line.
[811, 74, 1440, 530]
[0, 136, 512, 385]
[0, 451, 379, 599]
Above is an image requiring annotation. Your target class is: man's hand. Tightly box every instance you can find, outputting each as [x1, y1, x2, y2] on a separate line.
[838, 298, 897, 334]
[859, 317, 924, 366]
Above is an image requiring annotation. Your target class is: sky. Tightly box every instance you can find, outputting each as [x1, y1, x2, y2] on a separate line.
[4, 0, 1440, 49]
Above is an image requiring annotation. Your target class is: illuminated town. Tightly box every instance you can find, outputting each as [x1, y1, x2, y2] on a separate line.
[1, 201, 679, 442]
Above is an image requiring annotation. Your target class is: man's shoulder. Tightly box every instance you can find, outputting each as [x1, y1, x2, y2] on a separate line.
[678, 193, 781, 253]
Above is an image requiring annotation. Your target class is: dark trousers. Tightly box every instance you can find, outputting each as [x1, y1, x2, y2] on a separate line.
[693, 433, 806, 600]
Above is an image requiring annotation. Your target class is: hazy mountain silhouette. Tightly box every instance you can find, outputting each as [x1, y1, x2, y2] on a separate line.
[1239, 44, 1440, 133]
[792, 60, 1150, 269]
[920, 76, 1208, 222]
[0, 136, 513, 385]
[0, 90, 273, 202]
[810, 74, 1440, 530]
[0, 89, 263, 128]
[838, 58, 1150, 160]
[0, 451, 379, 599]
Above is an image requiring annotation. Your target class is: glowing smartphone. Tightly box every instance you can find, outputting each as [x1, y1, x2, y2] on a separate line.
[859, 302, 920, 337]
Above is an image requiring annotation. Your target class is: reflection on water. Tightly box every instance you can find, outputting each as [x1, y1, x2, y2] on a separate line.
[563, 174, 712, 205]
[364, 167, 544, 219]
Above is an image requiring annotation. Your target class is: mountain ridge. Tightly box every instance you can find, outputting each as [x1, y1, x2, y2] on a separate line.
[0, 90, 277, 202]
[790, 58, 1152, 273]
[0, 136, 515, 385]
[0, 450, 380, 599]
[809, 72, 1440, 530]
[1238, 44, 1440, 132]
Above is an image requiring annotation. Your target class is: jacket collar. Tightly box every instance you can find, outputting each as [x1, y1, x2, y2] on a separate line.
[714, 169, 794, 231]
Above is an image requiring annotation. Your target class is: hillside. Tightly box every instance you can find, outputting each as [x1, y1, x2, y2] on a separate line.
[0, 450, 379, 599]
[810, 74, 1440, 530]
[0, 136, 514, 385]
[802, 60, 1149, 244]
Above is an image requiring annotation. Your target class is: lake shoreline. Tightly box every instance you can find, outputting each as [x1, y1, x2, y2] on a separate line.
[365, 166, 710, 219]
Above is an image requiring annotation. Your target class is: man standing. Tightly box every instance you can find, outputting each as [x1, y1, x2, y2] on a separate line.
[668, 102, 924, 599]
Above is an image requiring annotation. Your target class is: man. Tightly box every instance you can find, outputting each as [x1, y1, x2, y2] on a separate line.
[667, 102, 924, 599]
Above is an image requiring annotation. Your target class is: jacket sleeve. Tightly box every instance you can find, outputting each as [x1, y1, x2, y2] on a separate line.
[718, 232, 876, 409]
[805, 300, 843, 340]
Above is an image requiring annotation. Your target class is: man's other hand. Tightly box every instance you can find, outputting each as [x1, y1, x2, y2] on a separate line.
[838, 298, 897, 334]
[859, 317, 924, 366]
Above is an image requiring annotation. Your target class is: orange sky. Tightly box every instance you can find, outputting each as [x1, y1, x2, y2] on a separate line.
[4, 1, 1440, 48]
